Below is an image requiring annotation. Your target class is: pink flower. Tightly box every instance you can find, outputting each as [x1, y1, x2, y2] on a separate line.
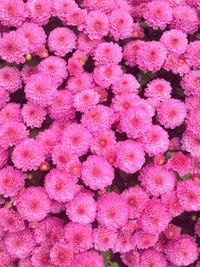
[27, 0, 52, 25]
[0, 103, 22, 125]
[73, 89, 100, 112]
[161, 191, 184, 217]
[120, 106, 152, 139]
[116, 140, 145, 174]
[67, 72, 94, 94]
[176, 179, 200, 211]
[164, 53, 189, 76]
[82, 0, 116, 13]
[64, 222, 93, 253]
[166, 152, 191, 176]
[0, 122, 28, 149]
[31, 245, 52, 267]
[0, 66, 22, 93]
[157, 99, 186, 129]
[94, 64, 122, 88]
[137, 41, 167, 72]
[0, 242, 13, 266]
[66, 191, 96, 224]
[109, 9, 133, 40]
[48, 27, 77, 57]
[4, 229, 36, 259]
[85, 10, 109, 40]
[132, 230, 159, 250]
[0, 0, 27, 27]
[164, 224, 181, 240]
[140, 249, 167, 267]
[139, 164, 176, 197]
[121, 250, 140, 267]
[44, 168, 80, 202]
[160, 29, 188, 55]
[0, 31, 29, 64]
[17, 22, 46, 54]
[181, 131, 200, 157]
[123, 40, 144, 67]
[97, 192, 128, 230]
[0, 88, 9, 109]
[12, 139, 45, 171]
[93, 226, 117, 251]
[67, 57, 84, 76]
[171, 5, 199, 34]
[72, 251, 104, 267]
[0, 147, 8, 169]
[66, 7, 87, 31]
[94, 42, 122, 65]
[165, 235, 198, 266]
[122, 187, 149, 219]
[16, 186, 51, 222]
[25, 74, 58, 107]
[195, 218, 200, 236]
[112, 73, 139, 95]
[21, 65, 39, 83]
[81, 105, 115, 133]
[145, 79, 172, 101]
[21, 103, 46, 129]
[139, 199, 171, 234]
[81, 155, 114, 190]
[77, 33, 102, 55]
[143, 0, 172, 30]
[0, 208, 25, 233]
[0, 166, 25, 198]
[50, 240, 74, 267]
[141, 125, 169, 156]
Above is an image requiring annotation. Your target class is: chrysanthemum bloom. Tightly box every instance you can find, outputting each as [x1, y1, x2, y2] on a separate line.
[73, 89, 100, 112]
[50, 200, 65, 215]
[67, 57, 84, 76]
[132, 230, 159, 250]
[140, 249, 167, 267]
[0, 88, 9, 109]
[195, 218, 200, 236]
[21, 65, 39, 83]
[81, 105, 115, 133]
[113, 229, 134, 253]
[34, 217, 64, 245]
[176, 179, 200, 211]
[112, 73, 139, 95]
[38, 56, 68, 85]
[48, 27, 77, 57]
[12, 139, 45, 171]
[0, 31, 29, 64]
[139, 164, 176, 197]
[66, 7, 87, 31]
[0, 103, 22, 125]
[0, 66, 22, 93]
[137, 41, 167, 72]
[122, 187, 149, 219]
[164, 53, 189, 76]
[94, 42, 122, 66]
[72, 251, 104, 267]
[109, 9, 133, 40]
[16, 186, 51, 222]
[165, 235, 198, 266]
[26, 0, 52, 25]
[82, 0, 116, 13]
[21, 103, 46, 129]
[90, 130, 116, 156]
[45, 168, 80, 202]
[143, 0, 172, 30]
[93, 226, 117, 251]
[166, 152, 191, 176]
[31, 245, 52, 267]
[121, 250, 140, 267]
[94, 64, 123, 88]
[185, 41, 200, 69]
[4, 229, 36, 259]
[181, 131, 200, 157]
[81, 155, 114, 190]
[141, 125, 169, 156]
[116, 140, 145, 173]
[160, 29, 188, 55]
[50, 240, 74, 267]
[67, 72, 94, 94]
[77, 33, 102, 55]
[164, 224, 181, 240]
[61, 123, 92, 156]
[0, 208, 25, 233]
[139, 199, 171, 234]
[145, 79, 172, 101]
[64, 222, 93, 253]
[0, 0, 27, 27]
[0, 166, 25, 198]
[157, 99, 186, 129]
[120, 106, 152, 139]
[25, 74, 58, 107]
[51, 0, 77, 21]
[0, 242, 13, 266]
[97, 192, 128, 229]
[66, 191, 96, 224]
[185, 96, 200, 114]
[0, 147, 8, 169]
[161, 191, 184, 217]
[171, 5, 199, 34]
[0, 121, 28, 149]
[18, 258, 33, 267]
[123, 40, 144, 67]
[85, 10, 109, 40]
[17, 22, 46, 55]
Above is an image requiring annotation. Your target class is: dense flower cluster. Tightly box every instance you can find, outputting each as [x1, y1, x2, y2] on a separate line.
[0, 0, 200, 266]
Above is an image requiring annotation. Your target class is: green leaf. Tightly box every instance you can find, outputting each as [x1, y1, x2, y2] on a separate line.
[196, 33, 200, 40]
[101, 251, 112, 266]
[165, 151, 173, 159]
[139, 21, 149, 28]
[180, 173, 192, 180]
[110, 262, 120, 267]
